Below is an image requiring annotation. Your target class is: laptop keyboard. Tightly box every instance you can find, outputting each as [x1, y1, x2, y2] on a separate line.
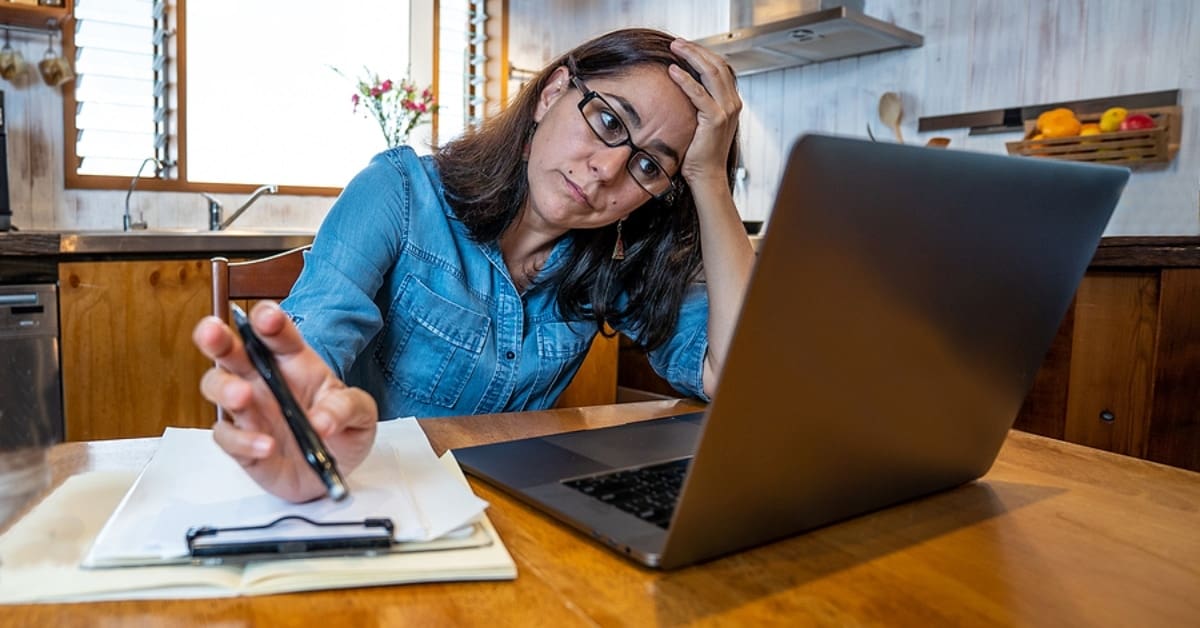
[562, 458, 691, 529]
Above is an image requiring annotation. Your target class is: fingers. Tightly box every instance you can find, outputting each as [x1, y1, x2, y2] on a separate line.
[193, 300, 304, 378]
[247, 300, 309, 360]
[308, 385, 379, 438]
[212, 415, 274, 466]
[669, 39, 740, 116]
[193, 314, 257, 379]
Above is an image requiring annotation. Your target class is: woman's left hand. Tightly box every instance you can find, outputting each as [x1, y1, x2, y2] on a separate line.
[668, 38, 742, 189]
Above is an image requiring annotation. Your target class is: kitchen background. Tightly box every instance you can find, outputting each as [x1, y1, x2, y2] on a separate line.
[3, 0, 1199, 235]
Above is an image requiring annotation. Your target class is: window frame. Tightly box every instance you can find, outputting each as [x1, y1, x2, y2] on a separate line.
[62, 0, 447, 196]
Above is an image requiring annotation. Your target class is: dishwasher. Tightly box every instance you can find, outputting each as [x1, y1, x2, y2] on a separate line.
[0, 282, 62, 450]
[0, 282, 62, 525]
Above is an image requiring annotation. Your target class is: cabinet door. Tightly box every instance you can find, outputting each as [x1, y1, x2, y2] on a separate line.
[1147, 269, 1200, 471]
[1012, 301, 1074, 440]
[1063, 271, 1158, 457]
[60, 259, 215, 440]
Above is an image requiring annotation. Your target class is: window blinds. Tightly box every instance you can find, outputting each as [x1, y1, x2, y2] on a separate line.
[72, 0, 168, 177]
[437, 0, 487, 143]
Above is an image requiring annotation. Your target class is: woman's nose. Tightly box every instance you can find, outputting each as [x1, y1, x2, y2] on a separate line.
[589, 144, 629, 182]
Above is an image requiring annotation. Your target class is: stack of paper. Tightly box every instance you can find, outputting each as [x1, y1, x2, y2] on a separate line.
[0, 418, 516, 603]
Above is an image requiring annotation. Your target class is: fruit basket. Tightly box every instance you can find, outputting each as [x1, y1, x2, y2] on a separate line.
[1005, 106, 1181, 167]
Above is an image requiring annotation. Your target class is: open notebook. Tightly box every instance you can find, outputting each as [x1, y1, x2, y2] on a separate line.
[0, 419, 516, 603]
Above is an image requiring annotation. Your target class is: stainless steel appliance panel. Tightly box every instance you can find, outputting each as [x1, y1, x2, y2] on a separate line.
[0, 283, 63, 449]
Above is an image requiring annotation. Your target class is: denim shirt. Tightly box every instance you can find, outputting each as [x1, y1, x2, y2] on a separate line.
[281, 147, 710, 419]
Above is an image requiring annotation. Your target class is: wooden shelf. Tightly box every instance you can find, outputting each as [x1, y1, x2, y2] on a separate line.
[1006, 106, 1181, 168]
[0, 1, 72, 31]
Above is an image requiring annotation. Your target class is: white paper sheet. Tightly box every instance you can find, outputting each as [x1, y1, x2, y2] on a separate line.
[82, 417, 487, 566]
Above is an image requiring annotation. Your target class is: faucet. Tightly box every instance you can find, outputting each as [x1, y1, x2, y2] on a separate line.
[124, 158, 166, 231]
[203, 184, 279, 231]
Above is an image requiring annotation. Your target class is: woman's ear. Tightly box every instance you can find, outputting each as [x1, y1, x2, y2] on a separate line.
[533, 66, 572, 123]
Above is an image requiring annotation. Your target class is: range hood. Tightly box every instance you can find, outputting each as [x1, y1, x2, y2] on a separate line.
[695, 1, 923, 77]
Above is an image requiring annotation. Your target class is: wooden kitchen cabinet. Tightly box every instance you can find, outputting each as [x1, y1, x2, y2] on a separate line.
[1015, 241, 1200, 472]
[59, 258, 215, 440]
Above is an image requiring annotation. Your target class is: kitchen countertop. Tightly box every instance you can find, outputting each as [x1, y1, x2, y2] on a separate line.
[3, 231, 1199, 267]
[749, 234, 1200, 267]
[0, 229, 315, 257]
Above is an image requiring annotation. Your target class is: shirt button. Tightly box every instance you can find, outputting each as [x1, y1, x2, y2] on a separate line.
[505, 351, 515, 359]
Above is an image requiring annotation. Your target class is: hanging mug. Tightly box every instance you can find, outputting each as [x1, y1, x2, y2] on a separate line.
[0, 31, 23, 81]
[38, 32, 74, 88]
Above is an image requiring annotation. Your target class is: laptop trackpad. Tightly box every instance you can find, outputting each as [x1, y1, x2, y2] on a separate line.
[545, 416, 702, 469]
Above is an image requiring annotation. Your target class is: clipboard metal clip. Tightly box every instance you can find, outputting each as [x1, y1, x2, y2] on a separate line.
[185, 515, 395, 565]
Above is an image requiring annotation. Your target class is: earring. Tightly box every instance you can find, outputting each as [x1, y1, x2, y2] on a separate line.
[611, 219, 626, 261]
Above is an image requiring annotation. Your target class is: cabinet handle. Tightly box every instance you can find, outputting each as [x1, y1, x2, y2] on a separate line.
[1099, 410, 1116, 423]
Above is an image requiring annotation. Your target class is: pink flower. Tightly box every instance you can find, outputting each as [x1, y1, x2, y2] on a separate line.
[381, 79, 393, 92]
[417, 102, 427, 113]
[422, 88, 432, 100]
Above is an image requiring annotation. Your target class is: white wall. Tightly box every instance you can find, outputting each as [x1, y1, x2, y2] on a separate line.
[509, 0, 1200, 235]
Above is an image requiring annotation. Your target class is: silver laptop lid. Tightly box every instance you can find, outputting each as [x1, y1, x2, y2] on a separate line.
[659, 134, 1128, 569]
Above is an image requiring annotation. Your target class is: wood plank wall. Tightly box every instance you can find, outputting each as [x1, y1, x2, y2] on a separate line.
[508, 0, 1200, 235]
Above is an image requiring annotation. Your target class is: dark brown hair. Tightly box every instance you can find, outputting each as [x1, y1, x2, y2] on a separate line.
[435, 28, 739, 349]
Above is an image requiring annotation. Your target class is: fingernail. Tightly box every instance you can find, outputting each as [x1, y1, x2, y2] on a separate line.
[252, 436, 272, 456]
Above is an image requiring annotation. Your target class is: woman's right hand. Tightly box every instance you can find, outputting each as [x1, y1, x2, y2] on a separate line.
[193, 300, 378, 502]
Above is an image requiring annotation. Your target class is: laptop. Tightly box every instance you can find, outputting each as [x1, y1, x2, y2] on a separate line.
[454, 134, 1129, 569]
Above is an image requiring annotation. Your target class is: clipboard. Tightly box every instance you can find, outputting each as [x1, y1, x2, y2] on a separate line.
[80, 420, 492, 570]
[186, 515, 396, 565]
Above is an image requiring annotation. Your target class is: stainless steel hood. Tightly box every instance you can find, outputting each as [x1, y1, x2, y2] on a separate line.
[696, 4, 923, 77]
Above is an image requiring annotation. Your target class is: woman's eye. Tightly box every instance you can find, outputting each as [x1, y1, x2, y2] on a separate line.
[596, 109, 624, 137]
[634, 154, 663, 179]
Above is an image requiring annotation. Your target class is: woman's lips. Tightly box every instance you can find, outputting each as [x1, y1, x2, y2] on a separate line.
[563, 175, 591, 208]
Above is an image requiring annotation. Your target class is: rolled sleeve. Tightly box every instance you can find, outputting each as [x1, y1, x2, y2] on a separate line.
[644, 282, 711, 401]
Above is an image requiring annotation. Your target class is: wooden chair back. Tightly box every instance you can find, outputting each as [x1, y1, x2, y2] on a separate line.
[211, 245, 312, 325]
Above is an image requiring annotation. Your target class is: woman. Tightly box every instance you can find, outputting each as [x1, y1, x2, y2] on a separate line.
[193, 28, 755, 502]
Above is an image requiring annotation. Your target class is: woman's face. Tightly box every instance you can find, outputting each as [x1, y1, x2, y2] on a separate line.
[524, 64, 697, 233]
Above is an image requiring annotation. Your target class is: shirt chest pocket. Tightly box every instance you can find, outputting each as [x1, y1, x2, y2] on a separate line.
[374, 276, 490, 408]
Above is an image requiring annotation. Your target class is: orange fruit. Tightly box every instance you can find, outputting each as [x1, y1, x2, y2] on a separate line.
[1036, 107, 1076, 132]
[1042, 116, 1081, 138]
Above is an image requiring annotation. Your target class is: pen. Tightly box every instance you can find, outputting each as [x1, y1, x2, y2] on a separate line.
[230, 303, 348, 501]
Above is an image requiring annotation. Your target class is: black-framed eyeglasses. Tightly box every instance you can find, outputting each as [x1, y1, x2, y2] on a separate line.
[569, 75, 677, 200]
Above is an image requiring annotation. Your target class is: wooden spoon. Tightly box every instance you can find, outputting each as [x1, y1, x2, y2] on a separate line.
[878, 92, 903, 144]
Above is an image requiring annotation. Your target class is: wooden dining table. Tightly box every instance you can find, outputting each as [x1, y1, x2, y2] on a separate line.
[3, 399, 1198, 626]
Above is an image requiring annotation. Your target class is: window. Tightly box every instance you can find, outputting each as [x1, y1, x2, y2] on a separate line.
[437, 0, 489, 141]
[71, 0, 163, 178]
[65, 0, 445, 194]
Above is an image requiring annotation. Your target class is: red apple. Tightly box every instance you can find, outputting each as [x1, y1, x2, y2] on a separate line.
[1119, 113, 1155, 131]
